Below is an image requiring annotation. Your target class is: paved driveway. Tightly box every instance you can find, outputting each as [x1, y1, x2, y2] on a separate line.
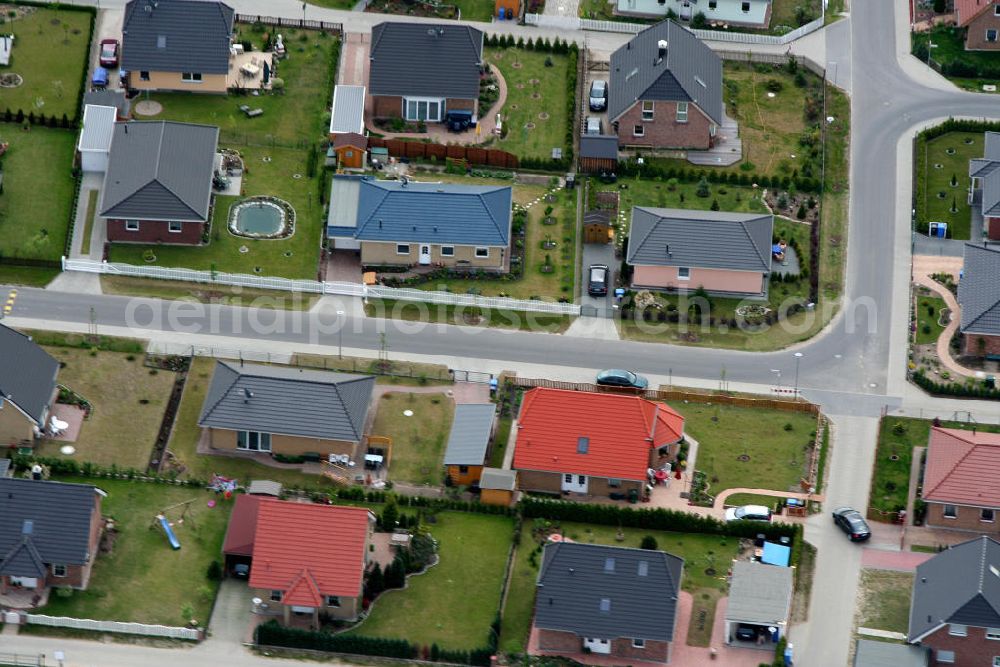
[209, 578, 255, 645]
[580, 242, 615, 316]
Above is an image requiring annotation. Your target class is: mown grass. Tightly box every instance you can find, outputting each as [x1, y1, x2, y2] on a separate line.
[370, 392, 454, 486]
[914, 131, 981, 240]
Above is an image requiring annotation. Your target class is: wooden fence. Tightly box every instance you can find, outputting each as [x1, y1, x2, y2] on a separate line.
[235, 14, 343, 33]
[367, 137, 519, 169]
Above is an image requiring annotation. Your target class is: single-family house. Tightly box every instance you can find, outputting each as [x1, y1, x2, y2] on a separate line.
[724, 561, 793, 648]
[100, 121, 219, 245]
[198, 361, 376, 460]
[443, 403, 496, 486]
[626, 207, 773, 297]
[531, 542, 684, 664]
[921, 426, 1000, 530]
[955, 0, 1000, 50]
[327, 176, 513, 271]
[608, 20, 724, 150]
[512, 388, 684, 499]
[223, 495, 375, 628]
[579, 135, 619, 174]
[0, 324, 60, 447]
[0, 477, 106, 603]
[329, 85, 366, 139]
[368, 22, 484, 123]
[908, 535, 1000, 665]
[332, 133, 368, 170]
[479, 468, 517, 506]
[957, 243, 1000, 357]
[969, 132, 1000, 239]
[83, 90, 131, 120]
[121, 0, 235, 93]
[615, 0, 771, 27]
[78, 105, 117, 173]
[853, 639, 929, 667]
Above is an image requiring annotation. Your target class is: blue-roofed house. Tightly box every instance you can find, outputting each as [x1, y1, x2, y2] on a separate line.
[326, 175, 513, 271]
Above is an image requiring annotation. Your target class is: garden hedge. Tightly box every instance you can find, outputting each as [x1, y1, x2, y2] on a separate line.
[912, 370, 1000, 400]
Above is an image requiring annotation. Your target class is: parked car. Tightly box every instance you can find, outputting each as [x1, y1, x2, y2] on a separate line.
[445, 109, 474, 133]
[832, 506, 871, 541]
[589, 80, 607, 112]
[585, 116, 603, 135]
[734, 625, 759, 642]
[232, 562, 250, 578]
[99, 39, 119, 68]
[588, 264, 609, 297]
[595, 369, 648, 389]
[724, 505, 773, 522]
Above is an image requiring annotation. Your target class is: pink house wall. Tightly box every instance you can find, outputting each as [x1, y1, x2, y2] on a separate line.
[632, 265, 764, 295]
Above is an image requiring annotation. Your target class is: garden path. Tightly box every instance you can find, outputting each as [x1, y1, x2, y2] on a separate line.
[912, 256, 976, 379]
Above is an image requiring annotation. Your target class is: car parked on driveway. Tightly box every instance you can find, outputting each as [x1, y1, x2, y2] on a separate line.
[832, 506, 871, 541]
[99, 39, 119, 68]
[585, 116, 603, 135]
[595, 369, 648, 389]
[724, 505, 773, 522]
[588, 264, 609, 297]
[589, 80, 607, 112]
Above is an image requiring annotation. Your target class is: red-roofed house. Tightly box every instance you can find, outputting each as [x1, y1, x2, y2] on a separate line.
[512, 388, 685, 499]
[955, 0, 1000, 50]
[922, 426, 1000, 531]
[222, 496, 375, 628]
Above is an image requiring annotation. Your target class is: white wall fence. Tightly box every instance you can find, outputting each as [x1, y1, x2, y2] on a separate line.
[62, 258, 581, 316]
[24, 614, 200, 641]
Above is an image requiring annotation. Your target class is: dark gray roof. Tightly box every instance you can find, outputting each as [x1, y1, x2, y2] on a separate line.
[443, 404, 495, 466]
[100, 121, 219, 222]
[0, 459, 10, 478]
[608, 19, 722, 124]
[369, 22, 483, 100]
[534, 542, 683, 642]
[0, 478, 102, 575]
[970, 133, 1000, 215]
[0, 324, 59, 425]
[479, 467, 516, 491]
[958, 243, 1000, 336]
[584, 209, 612, 227]
[83, 89, 130, 117]
[626, 207, 772, 272]
[854, 640, 929, 667]
[198, 361, 376, 442]
[909, 535, 1000, 642]
[122, 0, 234, 74]
[580, 135, 619, 160]
[725, 561, 793, 625]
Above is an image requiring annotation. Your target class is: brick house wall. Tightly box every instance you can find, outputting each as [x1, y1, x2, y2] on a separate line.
[615, 100, 714, 150]
[361, 241, 507, 270]
[536, 629, 670, 663]
[516, 468, 643, 498]
[537, 628, 584, 653]
[961, 332, 1000, 357]
[252, 588, 362, 622]
[0, 402, 36, 446]
[206, 427, 358, 459]
[966, 8, 1000, 50]
[446, 97, 477, 115]
[371, 95, 477, 119]
[107, 219, 204, 245]
[920, 624, 1000, 666]
[925, 500, 1000, 532]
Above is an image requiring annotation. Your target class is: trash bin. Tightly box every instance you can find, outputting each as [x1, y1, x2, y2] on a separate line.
[987, 375, 996, 389]
[565, 173, 576, 190]
[627, 488, 639, 504]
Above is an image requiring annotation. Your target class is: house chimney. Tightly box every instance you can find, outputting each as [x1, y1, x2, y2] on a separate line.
[657, 39, 668, 61]
[243, 388, 254, 403]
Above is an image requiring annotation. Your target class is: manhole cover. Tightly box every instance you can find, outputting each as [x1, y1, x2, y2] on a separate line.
[403, 410, 414, 417]
[60, 445, 76, 455]
[292, 173, 302, 179]
[737, 454, 751, 462]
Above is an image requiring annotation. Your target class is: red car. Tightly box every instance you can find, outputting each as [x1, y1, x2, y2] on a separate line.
[99, 39, 119, 68]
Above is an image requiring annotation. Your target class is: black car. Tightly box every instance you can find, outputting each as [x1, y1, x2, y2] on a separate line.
[734, 625, 759, 642]
[445, 110, 474, 132]
[588, 264, 609, 296]
[832, 506, 871, 542]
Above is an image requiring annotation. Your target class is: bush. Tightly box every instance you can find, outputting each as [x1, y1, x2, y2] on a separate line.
[206, 560, 223, 581]
[640, 535, 658, 550]
[765, 79, 783, 93]
[690, 11, 707, 28]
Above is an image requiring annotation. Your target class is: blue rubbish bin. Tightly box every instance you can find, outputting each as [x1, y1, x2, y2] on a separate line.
[783, 642, 794, 666]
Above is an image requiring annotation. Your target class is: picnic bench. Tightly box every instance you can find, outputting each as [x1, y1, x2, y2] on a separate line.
[238, 104, 264, 118]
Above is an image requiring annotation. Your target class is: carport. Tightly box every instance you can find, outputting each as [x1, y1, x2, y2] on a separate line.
[724, 561, 793, 649]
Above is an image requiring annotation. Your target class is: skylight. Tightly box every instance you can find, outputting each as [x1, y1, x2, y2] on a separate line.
[599, 598, 611, 612]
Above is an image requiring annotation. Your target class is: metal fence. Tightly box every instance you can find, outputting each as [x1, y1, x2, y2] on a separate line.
[234, 13, 343, 32]
[25, 614, 200, 640]
[0, 653, 45, 667]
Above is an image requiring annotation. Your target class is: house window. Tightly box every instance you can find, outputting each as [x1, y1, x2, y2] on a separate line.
[157, 35, 167, 49]
[564, 474, 573, 483]
[633, 125, 645, 137]
[741, 1, 750, 11]
[140, 71, 150, 81]
[608, 478, 622, 487]
[710, 124, 718, 137]
[475, 247, 489, 258]
[270, 590, 282, 602]
[181, 72, 203, 83]
[396, 244, 410, 255]
[125, 220, 140, 231]
[236, 431, 271, 452]
[708, 0, 716, 7]
[944, 504, 957, 518]
[326, 595, 341, 607]
[949, 624, 967, 637]
[676, 101, 689, 123]
[994, 658, 1000, 667]
[404, 97, 443, 122]
[984, 508, 996, 522]
[988, 29, 999, 42]
[678, 267, 691, 280]
[345, 150, 354, 158]
[440, 246, 455, 257]
[168, 221, 183, 233]
[995, 4, 1000, 14]
[936, 650, 955, 663]
[641, 100, 654, 121]
[988, 628, 1000, 640]
[52, 564, 67, 577]
[632, 638, 646, 648]
[459, 465, 469, 474]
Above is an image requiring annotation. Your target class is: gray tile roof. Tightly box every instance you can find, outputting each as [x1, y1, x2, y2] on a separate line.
[369, 22, 483, 100]
[608, 20, 722, 124]
[122, 0, 234, 74]
[0, 324, 59, 425]
[958, 243, 1000, 335]
[349, 177, 512, 246]
[0, 478, 102, 575]
[534, 542, 683, 642]
[853, 640, 929, 667]
[908, 535, 1000, 642]
[724, 561, 793, 625]
[198, 361, 376, 442]
[79, 105, 117, 153]
[0, 459, 10, 478]
[970, 133, 1000, 216]
[626, 207, 773, 272]
[330, 85, 366, 135]
[443, 404, 495, 466]
[100, 121, 219, 222]
[479, 467, 516, 491]
[580, 135, 619, 160]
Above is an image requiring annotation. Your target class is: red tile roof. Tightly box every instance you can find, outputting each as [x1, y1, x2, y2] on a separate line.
[955, 0, 998, 26]
[221, 494, 262, 557]
[512, 388, 684, 481]
[248, 500, 372, 606]
[924, 427, 1000, 506]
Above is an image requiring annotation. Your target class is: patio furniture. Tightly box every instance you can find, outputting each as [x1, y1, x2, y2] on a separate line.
[238, 105, 264, 118]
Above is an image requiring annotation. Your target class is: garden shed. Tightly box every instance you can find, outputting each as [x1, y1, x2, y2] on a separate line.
[77, 104, 117, 173]
[329, 85, 366, 138]
[724, 560, 793, 648]
[583, 209, 612, 244]
[479, 467, 516, 506]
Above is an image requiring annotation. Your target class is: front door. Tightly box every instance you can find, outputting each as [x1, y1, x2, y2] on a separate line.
[583, 638, 611, 654]
[419, 245, 431, 265]
[561, 473, 588, 494]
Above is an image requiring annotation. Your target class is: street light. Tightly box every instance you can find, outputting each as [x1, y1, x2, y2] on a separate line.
[793, 352, 803, 395]
[337, 310, 346, 359]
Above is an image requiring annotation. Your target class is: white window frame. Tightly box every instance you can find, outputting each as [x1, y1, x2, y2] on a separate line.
[994, 657, 1000, 667]
[987, 628, 1000, 640]
[949, 624, 968, 637]
[125, 220, 140, 231]
[237, 431, 271, 452]
[326, 595, 341, 607]
[632, 638, 645, 648]
[168, 221, 183, 234]
[440, 245, 455, 257]
[995, 4, 1000, 15]
[988, 29, 999, 42]
[181, 72, 203, 83]
[270, 590, 282, 602]
[564, 473, 573, 483]
[937, 650, 955, 663]
[403, 97, 443, 123]
[608, 478, 622, 488]
[396, 244, 410, 255]
[676, 101, 689, 123]
[641, 100, 654, 121]
[633, 125, 645, 137]
[678, 267, 691, 280]
[984, 508, 996, 522]
[475, 247, 490, 258]
[52, 564, 67, 577]
[944, 504, 957, 518]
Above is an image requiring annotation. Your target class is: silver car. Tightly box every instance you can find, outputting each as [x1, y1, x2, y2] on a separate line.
[589, 80, 607, 111]
[585, 116, 603, 135]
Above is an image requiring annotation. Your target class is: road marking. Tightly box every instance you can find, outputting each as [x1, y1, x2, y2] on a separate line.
[2, 289, 16, 317]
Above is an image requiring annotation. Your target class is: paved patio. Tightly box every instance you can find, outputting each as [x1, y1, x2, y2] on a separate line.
[0, 586, 49, 610]
[860, 548, 934, 571]
[227, 51, 274, 91]
[45, 403, 86, 443]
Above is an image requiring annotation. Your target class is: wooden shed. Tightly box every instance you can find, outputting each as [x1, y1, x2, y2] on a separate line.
[583, 209, 613, 244]
[333, 132, 368, 170]
[579, 134, 619, 174]
[479, 468, 517, 506]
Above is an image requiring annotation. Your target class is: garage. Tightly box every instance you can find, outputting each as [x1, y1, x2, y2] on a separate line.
[724, 560, 793, 648]
[77, 104, 116, 173]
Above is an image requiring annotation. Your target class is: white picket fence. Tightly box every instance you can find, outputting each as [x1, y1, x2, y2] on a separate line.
[62, 258, 580, 316]
[25, 614, 200, 640]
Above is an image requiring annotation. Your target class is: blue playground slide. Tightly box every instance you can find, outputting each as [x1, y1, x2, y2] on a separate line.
[159, 516, 181, 550]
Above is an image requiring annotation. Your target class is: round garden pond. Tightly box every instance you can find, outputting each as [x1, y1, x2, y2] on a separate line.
[228, 196, 295, 239]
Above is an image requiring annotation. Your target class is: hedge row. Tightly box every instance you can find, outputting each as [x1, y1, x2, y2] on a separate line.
[912, 370, 1000, 400]
[0, 109, 77, 129]
[619, 300, 810, 326]
[920, 117, 1000, 142]
[330, 486, 518, 516]
[483, 34, 576, 53]
[616, 161, 822, 194]
[11, 455, 206, 486]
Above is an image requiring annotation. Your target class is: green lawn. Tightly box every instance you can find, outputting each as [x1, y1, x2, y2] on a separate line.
[489, 413, 512, 468]
[592, 176, 769, 217]
[914, 131, 981, 240]
[819, 84, 850, 302]
[913, 27, 1000, 92]
[0, 128, 77, 261]
[38, 477, 230, 626]
[79, 190, 98, 256]
[485, 46, 572, 161]
[724, 492, 782, 509]
[452, 0, 497, 21]
[915, 293, 948, 345]
[855, 570, 913, 634]
[99, 276, 321, 311]
[676, 403, 818, 498]
[109, 146, 324, 278]
[34, 348, 177, 470]
[370, 392, 454, 486]
[365, 298, 573, 332]
[0, 6, 91, 120]
[143, 28, 336, 145]
[349, 512, 512, 649]
[0, 265, 59, 286]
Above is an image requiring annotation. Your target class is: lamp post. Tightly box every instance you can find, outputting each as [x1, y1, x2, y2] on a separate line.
[337, 310, 345, 359]
[793, 352, 803, 396]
